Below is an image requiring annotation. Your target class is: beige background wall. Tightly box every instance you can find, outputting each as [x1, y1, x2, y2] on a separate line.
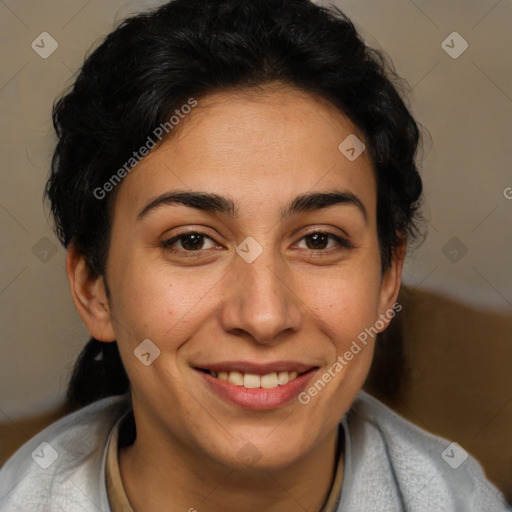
[0, 0, 511, 423]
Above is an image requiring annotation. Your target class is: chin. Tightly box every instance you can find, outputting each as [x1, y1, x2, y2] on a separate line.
[214, 433, 313, 473]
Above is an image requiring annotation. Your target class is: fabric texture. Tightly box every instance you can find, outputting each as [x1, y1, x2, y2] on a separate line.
[337, 392, 511, 511]
[0, 390, 509, 511]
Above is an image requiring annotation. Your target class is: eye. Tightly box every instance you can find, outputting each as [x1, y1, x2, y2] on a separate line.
[296, 231, 352, 251]
[161, 232, 220, 252]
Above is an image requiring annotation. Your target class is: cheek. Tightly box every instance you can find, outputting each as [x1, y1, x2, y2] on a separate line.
[300, 261, 382, 338]
[107, 266, 209, 398]
[107, 254, 223, 348]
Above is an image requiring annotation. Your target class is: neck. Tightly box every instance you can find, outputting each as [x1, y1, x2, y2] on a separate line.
[119, 420, 343, 512]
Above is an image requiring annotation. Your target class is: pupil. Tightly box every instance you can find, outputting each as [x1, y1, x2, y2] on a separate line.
[183, 234, 203, 250]
[307, 233, 327, 250]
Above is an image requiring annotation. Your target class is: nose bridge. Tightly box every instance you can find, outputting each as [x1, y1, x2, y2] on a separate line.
[220, 242, 303, 344]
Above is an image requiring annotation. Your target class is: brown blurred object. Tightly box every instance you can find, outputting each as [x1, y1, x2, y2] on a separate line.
[1, 286, 511, 503]
[366, 286, 512, 503]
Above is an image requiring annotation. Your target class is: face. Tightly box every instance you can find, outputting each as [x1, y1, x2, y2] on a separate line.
[72, 83, 403, 472]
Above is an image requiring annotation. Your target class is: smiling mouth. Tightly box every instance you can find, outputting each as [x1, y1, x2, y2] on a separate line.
[197, 368, 315, 389]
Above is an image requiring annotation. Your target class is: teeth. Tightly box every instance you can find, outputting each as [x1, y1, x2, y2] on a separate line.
[227, 371, 244, 386]
[277, 371, 297, 385]
[243, 373, 260, 388]
[260, 373, 278, 388]
[210, 370, 302, 388]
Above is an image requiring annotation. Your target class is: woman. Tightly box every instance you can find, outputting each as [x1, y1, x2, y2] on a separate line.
[0, 0, 509, 510]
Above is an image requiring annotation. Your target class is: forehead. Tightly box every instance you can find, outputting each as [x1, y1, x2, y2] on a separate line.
[113, 84, 376, 221]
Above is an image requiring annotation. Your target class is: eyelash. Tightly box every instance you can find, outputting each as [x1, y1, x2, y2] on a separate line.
[160, 230, 353, 256]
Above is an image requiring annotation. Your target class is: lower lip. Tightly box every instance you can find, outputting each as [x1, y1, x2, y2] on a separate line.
[196, 369, 318, 410]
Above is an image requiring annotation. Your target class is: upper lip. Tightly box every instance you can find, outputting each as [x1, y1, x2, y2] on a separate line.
[195, 361, 318, 375]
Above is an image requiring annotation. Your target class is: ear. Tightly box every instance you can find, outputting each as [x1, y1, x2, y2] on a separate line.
[66, 242, 116, 342]
[376, 238, 407, 331]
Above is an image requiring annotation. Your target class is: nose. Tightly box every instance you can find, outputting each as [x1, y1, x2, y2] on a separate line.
[219, 247, 304, 345]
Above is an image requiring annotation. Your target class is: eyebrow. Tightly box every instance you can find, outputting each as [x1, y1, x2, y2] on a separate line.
[136, 189, 367, 223]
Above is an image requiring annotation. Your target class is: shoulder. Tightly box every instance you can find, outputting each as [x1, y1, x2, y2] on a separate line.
[344, 390, 511, 511]
[0, 393, 131, 512]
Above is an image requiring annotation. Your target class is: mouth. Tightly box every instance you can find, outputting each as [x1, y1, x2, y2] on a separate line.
[194, 363, 319, 410]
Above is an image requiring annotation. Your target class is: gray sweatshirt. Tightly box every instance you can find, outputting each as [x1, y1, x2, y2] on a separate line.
[0, 391, 509, 511]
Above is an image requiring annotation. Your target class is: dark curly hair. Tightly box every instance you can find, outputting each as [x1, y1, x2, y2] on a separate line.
[46, 0, 423, 412]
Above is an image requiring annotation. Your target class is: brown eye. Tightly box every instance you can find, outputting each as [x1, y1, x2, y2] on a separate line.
[162, 232, 218, 252]
[304, 233, 329, 250]
[297, 232, 351, 251]
[179, 233, 205, 250]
